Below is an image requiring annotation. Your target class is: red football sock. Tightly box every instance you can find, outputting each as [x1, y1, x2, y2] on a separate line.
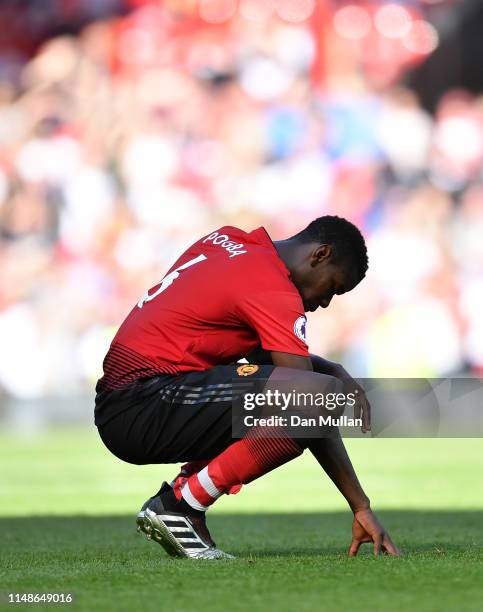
[181, 428, 303, 511]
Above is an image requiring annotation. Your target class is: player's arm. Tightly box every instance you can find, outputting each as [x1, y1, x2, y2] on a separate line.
[309, 437, 400, 556]
[247, 347, 342, 374]
[310, 354, 344, 375]
[270, 350, 395, 554]
[270, 351, 313, 371]
[252, 351, 392, 554]
[247, 350, 396, 554]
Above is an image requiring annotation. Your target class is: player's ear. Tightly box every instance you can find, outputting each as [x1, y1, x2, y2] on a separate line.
[310, 244, 332, 267]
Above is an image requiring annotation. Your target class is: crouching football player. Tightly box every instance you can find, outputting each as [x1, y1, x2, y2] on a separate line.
[95, 216, 400, 559]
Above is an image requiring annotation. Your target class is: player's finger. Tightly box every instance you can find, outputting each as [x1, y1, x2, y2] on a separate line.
[348, 539, 362, 557]
[382, 533, 401, 556]
[354, 397, 363, 427]
[373, 532, 383, 556]
[355, 397, 363, 423]
[359, 397, 366, 433]
[366, 398, 371, 431]
[358, 396, 370, 433]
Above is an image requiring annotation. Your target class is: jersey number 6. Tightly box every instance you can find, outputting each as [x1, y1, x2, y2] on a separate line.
[137, 254, 208, 308]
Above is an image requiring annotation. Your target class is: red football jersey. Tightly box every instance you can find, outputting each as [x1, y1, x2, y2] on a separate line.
[98, 226, 308, 390]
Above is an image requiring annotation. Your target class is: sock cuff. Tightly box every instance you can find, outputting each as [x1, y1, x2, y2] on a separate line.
[181, 480, 210, 512]
[181, 468, 224, 511]
[199, 466, 223, 498]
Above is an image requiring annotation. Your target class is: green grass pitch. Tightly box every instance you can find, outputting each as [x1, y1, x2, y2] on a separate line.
[1, 430, 482, 611]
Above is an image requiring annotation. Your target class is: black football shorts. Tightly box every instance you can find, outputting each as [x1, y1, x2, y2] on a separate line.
[95, 364, 275, 465]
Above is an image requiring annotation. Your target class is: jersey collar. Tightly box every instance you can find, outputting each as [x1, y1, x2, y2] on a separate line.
[251, 226, 292, 279]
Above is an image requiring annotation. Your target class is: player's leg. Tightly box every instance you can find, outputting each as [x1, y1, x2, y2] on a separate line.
[95, 367, 251, 559]
[122, 364, 278, 559]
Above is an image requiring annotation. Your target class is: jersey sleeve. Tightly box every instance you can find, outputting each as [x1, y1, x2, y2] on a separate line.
[236, 288, 309, 356]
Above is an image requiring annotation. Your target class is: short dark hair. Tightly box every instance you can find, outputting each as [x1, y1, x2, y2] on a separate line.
[291, 215, 368, 280]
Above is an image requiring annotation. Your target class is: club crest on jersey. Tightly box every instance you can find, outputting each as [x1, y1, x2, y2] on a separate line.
[236, 364, 259, 377]
[293, 316, 307, 344]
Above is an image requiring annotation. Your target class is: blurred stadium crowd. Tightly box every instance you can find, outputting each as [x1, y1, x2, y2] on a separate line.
[0, 0, 482, 400]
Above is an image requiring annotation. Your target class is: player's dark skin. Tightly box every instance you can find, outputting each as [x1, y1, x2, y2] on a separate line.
[248, 238, 401, 557]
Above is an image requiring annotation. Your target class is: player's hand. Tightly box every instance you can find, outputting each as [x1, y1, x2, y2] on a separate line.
[333, 365, 371, 434]
[348, 508, 401, 557]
